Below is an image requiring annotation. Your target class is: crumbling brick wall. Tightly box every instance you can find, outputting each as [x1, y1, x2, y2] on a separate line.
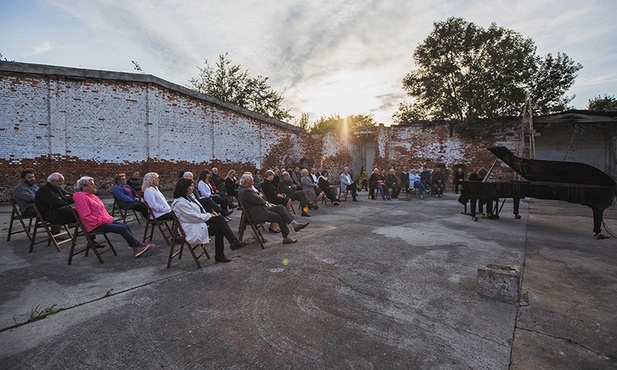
[6, 62, 610, 201]
[0, 62, 307, 199]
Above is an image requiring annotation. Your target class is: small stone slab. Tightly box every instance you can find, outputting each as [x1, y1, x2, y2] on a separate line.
[477, 264, 522, 303]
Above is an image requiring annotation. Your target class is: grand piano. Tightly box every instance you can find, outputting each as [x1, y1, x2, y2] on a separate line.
[458, 146, 616, 238]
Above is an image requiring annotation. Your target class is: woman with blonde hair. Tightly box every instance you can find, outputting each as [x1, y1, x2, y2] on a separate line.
[224, 169, 239, 205]
[142, 172, 173, 220]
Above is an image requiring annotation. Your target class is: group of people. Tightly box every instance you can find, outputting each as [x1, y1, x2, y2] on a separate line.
[11, 167, 315, 263]
[11, 163, 462, 263]
[12, 170, 155, 258]
[248, 166, 360, 218]
[366, 165, 449, 200]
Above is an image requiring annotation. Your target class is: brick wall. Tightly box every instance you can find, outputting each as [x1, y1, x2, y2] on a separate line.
[0, 62, 306, 199]
[2, 62, 613, 200]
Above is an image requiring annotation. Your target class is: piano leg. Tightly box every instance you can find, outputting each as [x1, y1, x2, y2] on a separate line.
[592, 206, 603, 235]
[513, 197, 521, 219]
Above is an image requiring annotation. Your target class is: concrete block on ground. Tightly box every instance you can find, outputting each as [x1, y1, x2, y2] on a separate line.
[477, 264, 522, 303]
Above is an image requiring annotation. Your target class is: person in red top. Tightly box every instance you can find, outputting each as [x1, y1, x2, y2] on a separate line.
[73, 176, 153, 257]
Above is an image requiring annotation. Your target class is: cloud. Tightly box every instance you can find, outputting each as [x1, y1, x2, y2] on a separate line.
[24, 41, 52, 56]
[6, 0, 616, 121]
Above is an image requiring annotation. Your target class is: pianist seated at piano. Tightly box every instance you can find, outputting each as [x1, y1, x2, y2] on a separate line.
[459, 147, 616, 239]
[467, 167, 496, 218]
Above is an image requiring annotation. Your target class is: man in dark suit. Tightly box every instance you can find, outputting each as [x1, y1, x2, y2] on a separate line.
[34, 172, 76, 225]
[400, 166, 411, 194]
[238, 174, 308, 244]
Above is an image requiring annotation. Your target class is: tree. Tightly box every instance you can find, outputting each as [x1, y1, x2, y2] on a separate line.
[189, 53, 292, 121]
[395, 17, 582, 123]
[292, 112, 311, 131]
[588, 94, 617, 111]
[308, 113, 376, 134]
[392, 102, 426, 123]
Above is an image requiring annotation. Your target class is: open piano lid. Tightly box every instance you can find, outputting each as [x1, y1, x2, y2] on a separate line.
[488, 146, 616, 187]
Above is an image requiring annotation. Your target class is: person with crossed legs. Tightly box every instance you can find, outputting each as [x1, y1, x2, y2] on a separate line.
[238, 173, 309, 244]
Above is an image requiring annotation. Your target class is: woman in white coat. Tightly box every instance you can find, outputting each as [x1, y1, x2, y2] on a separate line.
[171, 178, 246, 263]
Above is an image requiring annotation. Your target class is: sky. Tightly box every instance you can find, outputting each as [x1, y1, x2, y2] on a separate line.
[1, 0, 616, 124]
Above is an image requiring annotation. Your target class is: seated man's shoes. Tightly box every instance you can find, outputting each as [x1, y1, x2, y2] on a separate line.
[283, 237, 297, 244]
[594, 233, 609, 240]
[215, 255, 232, 262]
[293, 222, 309, 232]
[230, 239, 247, 250]
[301, 211, 311, 217]
[268, 227, 281, 233]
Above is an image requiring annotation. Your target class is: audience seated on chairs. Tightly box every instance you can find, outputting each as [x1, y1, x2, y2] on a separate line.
[420, 166, 433, 194]
[385, 168, 401, 199]
[253, 169, 264, 191]
[369, 167, 390, 200]
[197, 170, 232, 216]
[290, 166, 302, 187]
[13, 169, 39, 218]
[224, 169, 239, 200]
[127, 171, 144, 198]
[211, 167, 227, 195]
[112, 173, 149, 219]
[279, 171, 311, 217]
[431, 167, 446, 198]
[35, 172, 77, 225]
[74, 176, 153, 257]
[142, 172, 174, 220]
[238, 174, 309, 244]
[400, 166, 411, 196]
[300, 168, 323, 209]
[339, 166, 358, 202]
[453, 167, 466, 194]
[310, 167, 320, 183]
[172, 178, 246, 263]
[186, 172, 230, 217]
[409, 168, 430, 199]
[318, 170, 340, 205]
[262, 170, 293, 211]
[358, 166, 369, 191]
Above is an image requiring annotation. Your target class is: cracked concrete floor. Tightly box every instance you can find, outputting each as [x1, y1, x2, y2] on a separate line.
[0, 194, 615, 369]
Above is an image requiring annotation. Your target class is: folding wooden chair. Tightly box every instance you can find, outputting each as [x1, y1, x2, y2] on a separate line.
[167, 211, 211, 268]
[29, 204, 73, 253]
[237, 201, 266, 249]
[142, 202, 175, 247]
[68, 208, 117, 265]
[7, 199, 36, 242]
[111, 198, 141, 225]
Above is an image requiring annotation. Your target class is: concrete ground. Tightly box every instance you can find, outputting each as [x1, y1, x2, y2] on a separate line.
[0, 191, 615, 369]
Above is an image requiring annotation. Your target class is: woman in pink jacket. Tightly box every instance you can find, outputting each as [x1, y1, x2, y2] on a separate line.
[73, 176, 153, 258]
